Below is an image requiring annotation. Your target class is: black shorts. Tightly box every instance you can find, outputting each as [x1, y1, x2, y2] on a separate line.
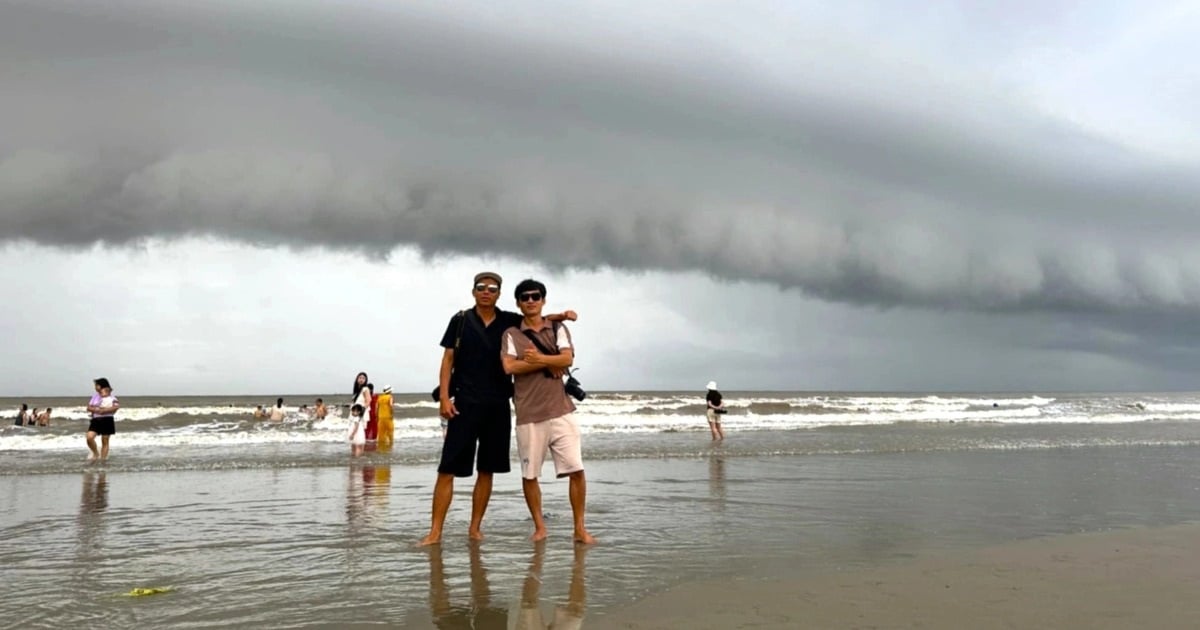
[88, 416, 116, 436]
[438, 401, 512, 477]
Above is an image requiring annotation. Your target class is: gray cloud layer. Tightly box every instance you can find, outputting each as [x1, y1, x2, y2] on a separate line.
[4, 1, 1200, 314]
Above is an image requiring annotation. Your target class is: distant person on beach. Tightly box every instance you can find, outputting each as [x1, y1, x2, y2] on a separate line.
[352, 373, 372, 431]
[502, 278, 595, 544]
[364, 383, 378, 442]
[37, 408, 51, 427]
[418, 271, 578, 546]
[705, 381, 726, 441]
[28, 408, 40, 426]
[13, 403, 27, 426]
[253, 405, 265, 419]
[348, 403, 366, 456]
[376, 386, 395, 448]
[85, 377, 119, 462]
[270, 398, 285, 422]
[352, 371, 369, 408]
[314, 398, 328, 420]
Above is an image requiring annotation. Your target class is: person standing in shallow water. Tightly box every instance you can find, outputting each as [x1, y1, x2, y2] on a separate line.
[347, 403, 367, 456]
[705, 381, 726, 441]
[375, 386, 395, 448]
[501, 278, 596, 545]
[352, 372, 369, 407]
[364, 383, 378, 442]
[85, 377, 119, 462]
[352, 372, 371, 428]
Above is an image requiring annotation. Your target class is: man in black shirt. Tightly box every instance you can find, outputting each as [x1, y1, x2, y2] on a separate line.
[418, 271, 576, 546]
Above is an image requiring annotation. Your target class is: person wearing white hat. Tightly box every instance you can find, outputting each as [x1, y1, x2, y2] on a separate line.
[705, 381, 726, 441]
[376, 386, 395, 449]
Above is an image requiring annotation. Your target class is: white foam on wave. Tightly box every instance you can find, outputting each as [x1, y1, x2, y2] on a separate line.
[30, 394, 1066, 424]
[7, 393, 1200, 451]
[0, 417, 450, 451]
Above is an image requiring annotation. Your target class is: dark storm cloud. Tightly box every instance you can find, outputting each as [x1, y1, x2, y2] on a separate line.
[3, 1, 1200, 314]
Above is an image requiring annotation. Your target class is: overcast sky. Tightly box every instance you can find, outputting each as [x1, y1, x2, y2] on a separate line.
[3, 0, 1200, 395]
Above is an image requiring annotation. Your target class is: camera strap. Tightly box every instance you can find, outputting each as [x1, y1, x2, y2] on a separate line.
[521, 324, 566, 380]
[520, 323, 561, 357]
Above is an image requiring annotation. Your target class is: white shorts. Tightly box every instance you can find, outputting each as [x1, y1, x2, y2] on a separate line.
[706, 409, 722, 425]
[515, 413, 583, 480]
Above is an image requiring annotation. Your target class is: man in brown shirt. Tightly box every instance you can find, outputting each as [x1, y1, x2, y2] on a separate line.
[501, 279, 596, 545]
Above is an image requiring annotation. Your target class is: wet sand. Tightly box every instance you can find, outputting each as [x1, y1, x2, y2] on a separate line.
[598, 523, 1200, 629]
[6, 442, 1200, 628]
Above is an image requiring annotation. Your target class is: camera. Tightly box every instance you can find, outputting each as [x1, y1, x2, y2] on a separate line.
[564, 374, 586, 402]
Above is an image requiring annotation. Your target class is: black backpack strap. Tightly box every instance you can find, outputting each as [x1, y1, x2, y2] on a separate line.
[448, 309, 468, 372]
[462, 309, 500, 354]
[453, 310, 468, 351]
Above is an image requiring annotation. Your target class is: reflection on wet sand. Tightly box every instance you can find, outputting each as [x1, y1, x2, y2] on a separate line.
[74, 471, 109, 591]
[709, 450, 727, 507]
[80, 471, 109, 515]
[427, 543, 509, 630]
[344, 464, 391, 573]
[517, 542, 589, 630]
[346, 464, 392, 535]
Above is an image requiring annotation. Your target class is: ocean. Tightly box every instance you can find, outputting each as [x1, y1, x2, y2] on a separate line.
[4, 390, 1197, 473]
[4, 391, 1200, 628]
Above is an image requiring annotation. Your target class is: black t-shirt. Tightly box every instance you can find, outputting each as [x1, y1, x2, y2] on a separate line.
[440, 308, 524, 405]
[706, 390, 723, 407]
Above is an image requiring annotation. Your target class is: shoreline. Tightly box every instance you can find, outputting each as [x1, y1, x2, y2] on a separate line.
[595, 523, 1200, 629]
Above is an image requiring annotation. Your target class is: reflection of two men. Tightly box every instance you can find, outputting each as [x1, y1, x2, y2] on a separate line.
[425, 542, 589, 630]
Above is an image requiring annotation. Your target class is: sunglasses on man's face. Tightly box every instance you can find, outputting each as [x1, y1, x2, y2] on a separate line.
[518, 291, 543, 303]
[474, 283, 500, 294]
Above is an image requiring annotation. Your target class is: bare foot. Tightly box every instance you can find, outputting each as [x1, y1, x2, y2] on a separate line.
[416, 533, 442, 547]
[574, 530, 597, 545]
[468, 529, 485, 541]
[530, 528, 548, 542]
[86, 455, 96, 463]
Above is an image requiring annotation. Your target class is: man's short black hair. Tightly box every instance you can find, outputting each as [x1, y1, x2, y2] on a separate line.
[513, 278, 547, 300]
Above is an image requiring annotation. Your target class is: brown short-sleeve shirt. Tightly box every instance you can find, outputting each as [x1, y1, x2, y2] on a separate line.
[503, 322, 576, 425]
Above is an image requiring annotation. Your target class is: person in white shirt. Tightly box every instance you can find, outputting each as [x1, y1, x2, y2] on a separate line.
[86, 377, 120, 462]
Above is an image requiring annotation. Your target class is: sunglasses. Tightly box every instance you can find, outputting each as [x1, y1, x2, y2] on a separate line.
[518, 291, 543, 302]
[474, 283, 500, 294]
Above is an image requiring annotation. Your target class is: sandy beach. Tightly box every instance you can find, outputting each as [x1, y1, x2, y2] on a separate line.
[598, 523, 1200, 629]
